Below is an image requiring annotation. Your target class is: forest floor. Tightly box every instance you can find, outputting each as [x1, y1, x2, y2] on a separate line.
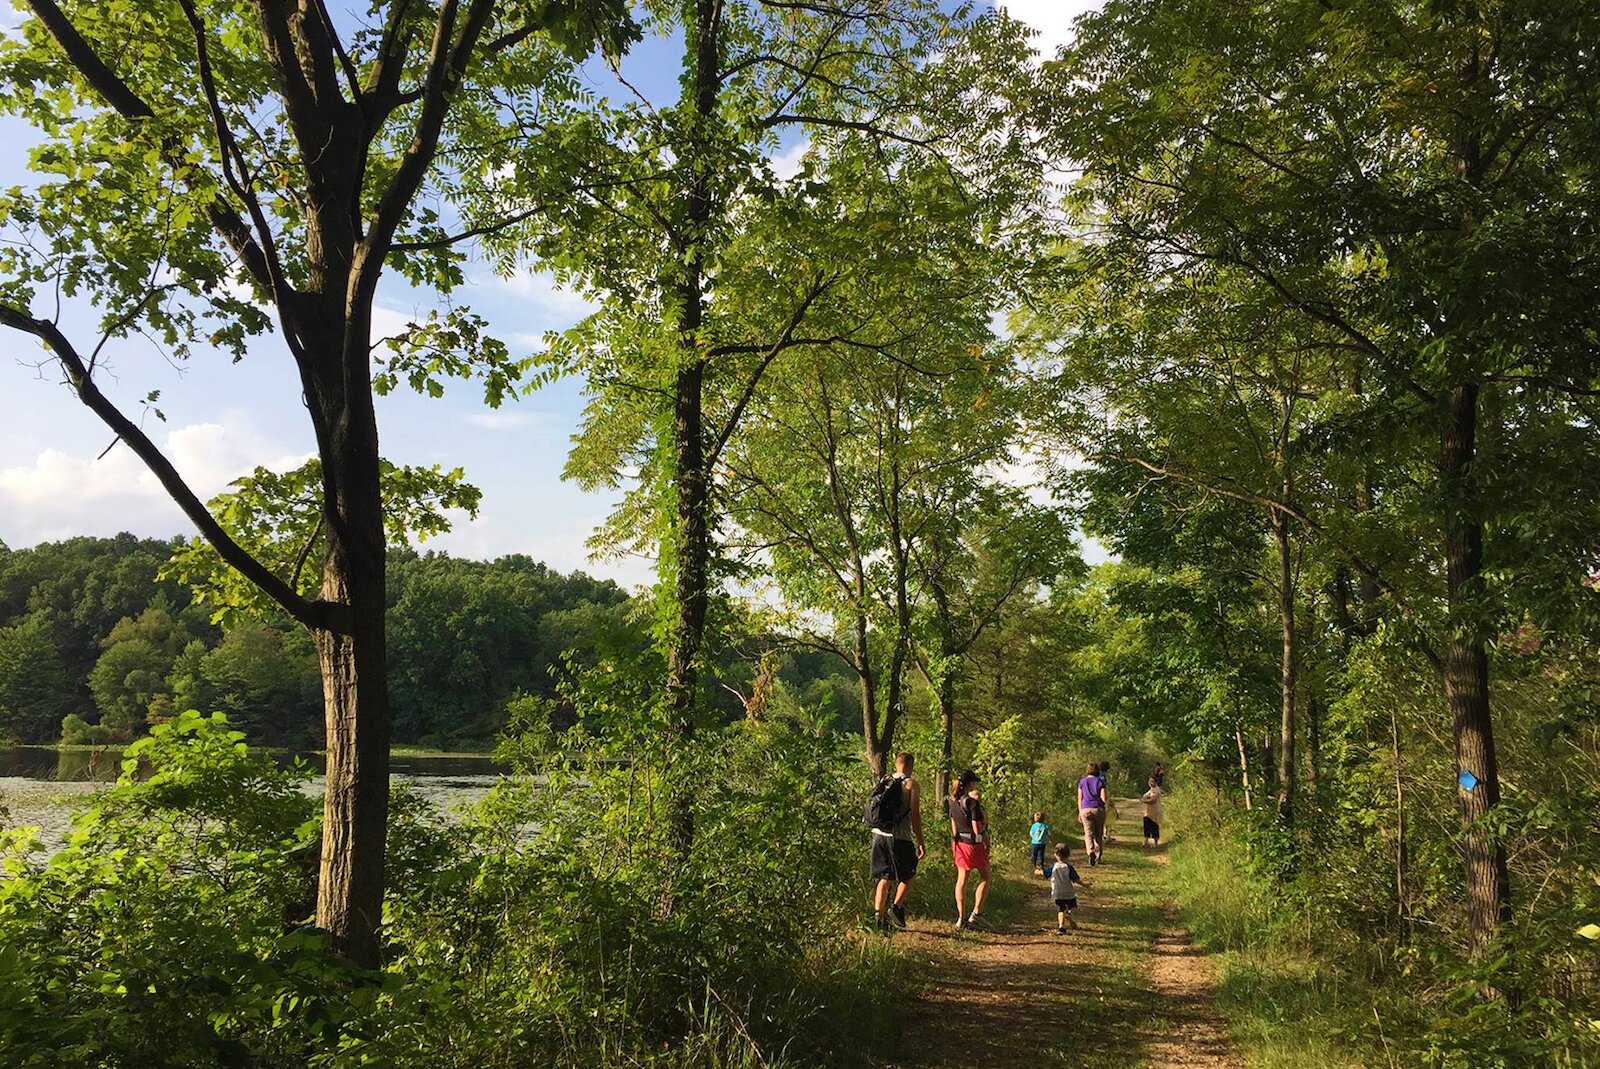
[878, 801, 1244, 1069]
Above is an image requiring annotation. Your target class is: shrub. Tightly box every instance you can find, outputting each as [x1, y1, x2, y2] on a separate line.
[58, 712, 112, 746]
[0, 700, 907, 1068]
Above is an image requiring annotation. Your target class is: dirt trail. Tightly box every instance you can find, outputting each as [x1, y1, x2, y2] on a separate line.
[1145, 899, 1242, 1069]
[879, 802, 1241, 1069]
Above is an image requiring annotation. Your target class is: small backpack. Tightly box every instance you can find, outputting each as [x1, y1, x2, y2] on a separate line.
[862, 774, 908, 832]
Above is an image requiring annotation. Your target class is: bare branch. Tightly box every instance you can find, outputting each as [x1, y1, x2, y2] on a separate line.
[0, 304, 331, 631]
[705, 271, 840, 472]
[358, 0, 497, 296]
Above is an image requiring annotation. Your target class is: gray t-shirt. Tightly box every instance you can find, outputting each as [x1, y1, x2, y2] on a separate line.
[1047, 861, 1082, 900]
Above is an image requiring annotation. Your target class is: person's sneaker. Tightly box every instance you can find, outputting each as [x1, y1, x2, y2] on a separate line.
[890, 904, 907, 930]
[875, 913, 892, 933]
[1056, 925, 1066, 935]
[965, 913, 991, 931]
[954, 916, 967, 931]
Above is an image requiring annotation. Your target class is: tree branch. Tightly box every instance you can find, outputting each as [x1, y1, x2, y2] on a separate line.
[705, 271, 840, 472]
[26, 0, 277, 292]
[0, 304, 332, 632]
[358, 0, 497, 296]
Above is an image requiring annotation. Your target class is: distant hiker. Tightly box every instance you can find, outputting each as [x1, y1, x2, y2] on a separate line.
[1045, 842, 1089, 933]
[1141, 776, 1164, 847]
[1098, 759, 1120, 845]
[1078, 762, 1107, 867]
[1153, 762, 1167, 788]
[950, 769, 992, 930]
[867, 752, 925, 932]
[1029, 810, 1051, 876]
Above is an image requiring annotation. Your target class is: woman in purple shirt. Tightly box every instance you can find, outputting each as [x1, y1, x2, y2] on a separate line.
[1077, 762, 1107, 866]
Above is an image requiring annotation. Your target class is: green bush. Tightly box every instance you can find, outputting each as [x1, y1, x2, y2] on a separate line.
[0, 700, 909, 1068]
[58, 712, 112, 746]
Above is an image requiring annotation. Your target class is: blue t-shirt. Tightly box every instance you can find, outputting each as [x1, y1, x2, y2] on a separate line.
[1029, 821, 1050, 845]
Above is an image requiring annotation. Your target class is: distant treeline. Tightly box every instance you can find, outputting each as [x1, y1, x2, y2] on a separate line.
[0, 534, 862, 749]
[0, 536, 597, 747]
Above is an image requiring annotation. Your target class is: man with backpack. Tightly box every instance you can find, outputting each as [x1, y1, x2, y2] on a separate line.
[867, 751, 925, 931]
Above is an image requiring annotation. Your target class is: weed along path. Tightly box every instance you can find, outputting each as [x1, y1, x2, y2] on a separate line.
[878, 802, 1243, 1069]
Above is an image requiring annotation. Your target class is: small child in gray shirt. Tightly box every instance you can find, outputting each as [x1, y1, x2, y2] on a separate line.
[1045, 842, 1089, 934]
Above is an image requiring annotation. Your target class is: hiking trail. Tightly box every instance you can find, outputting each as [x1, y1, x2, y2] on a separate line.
[879, 800, 1243, 1069]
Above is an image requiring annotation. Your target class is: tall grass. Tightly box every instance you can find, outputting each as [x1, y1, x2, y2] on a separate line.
[1161, 780, 1379, 1069]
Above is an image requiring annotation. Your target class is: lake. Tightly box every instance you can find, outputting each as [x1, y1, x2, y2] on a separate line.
[0, 747, 511, 855]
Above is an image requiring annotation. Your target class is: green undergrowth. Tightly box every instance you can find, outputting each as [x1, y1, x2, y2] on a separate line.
[1160, 789, 1379, 1068]
[0, 710, 921, 1068]
[1161, 779, 1600, 1069]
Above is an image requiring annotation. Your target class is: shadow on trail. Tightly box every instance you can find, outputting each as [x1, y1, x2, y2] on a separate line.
[884, 809, 1171, 1069]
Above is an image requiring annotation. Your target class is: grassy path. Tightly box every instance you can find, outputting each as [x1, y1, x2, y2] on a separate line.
[877, 802, 1242, 1069]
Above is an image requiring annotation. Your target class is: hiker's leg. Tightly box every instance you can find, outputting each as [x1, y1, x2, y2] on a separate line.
[972, 863, 991, 915]
[893, 877, 913, 907]
[874, 878, 891, 915]
[953, 866, 969, 917]
[1079, 808, 1095, 857]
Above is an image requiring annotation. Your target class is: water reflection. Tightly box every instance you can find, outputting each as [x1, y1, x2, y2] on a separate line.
[0, 747, 508, 782]
[1, 748, 513, 856]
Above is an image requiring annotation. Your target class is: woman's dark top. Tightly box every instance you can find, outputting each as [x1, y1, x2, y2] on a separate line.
[951, 794, 985, 842]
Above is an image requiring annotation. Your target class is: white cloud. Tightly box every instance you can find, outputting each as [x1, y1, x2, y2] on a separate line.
[769, 138, 812, 181]
[495, 269, 596, 323]
[1081, 534, 1115, 566]
[0, 416, 309, 547]
[999, 0, 1103, 60]
[370, 304, 415, 344]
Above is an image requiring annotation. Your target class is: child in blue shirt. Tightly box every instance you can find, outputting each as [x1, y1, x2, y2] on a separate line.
[1045, 842, 1089, 934]
[1029, 811, 1051, 875]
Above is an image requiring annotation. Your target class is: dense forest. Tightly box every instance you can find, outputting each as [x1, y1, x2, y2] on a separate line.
[0, 1, 1596, 1067]
[0, 535, 876, 748]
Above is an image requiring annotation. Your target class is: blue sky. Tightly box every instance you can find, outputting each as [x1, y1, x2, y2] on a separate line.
[0, 1, 1095, 590]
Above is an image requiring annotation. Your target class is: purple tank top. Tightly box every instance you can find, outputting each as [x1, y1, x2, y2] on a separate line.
[1078, 775, 1103, 809]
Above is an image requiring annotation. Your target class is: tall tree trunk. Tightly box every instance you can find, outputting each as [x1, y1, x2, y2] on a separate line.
[1273, 512, 1296, 828]
[882, 628, 908, 777]
[1439, 381, 1511, 948]
[661, 0, 722, 850]
[878, 507, 911, 776]
[1391, 707, 1409, 932]
[1235, 721, 1254, 811]
[310, 352, 390, 969]
[856, 608, 884, 777]
[665, 358, 709, 739]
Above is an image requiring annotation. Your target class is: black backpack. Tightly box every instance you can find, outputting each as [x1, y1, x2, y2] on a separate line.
[863, 774, 908, 832]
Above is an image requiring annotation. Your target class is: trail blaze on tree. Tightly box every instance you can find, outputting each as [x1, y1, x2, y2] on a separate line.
[1040, 0, 1600, 954]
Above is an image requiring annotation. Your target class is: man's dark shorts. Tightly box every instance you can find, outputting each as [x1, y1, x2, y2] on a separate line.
[870, 835, 919, 882]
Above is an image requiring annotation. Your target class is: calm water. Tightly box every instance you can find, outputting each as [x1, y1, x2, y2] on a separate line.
[0, 746, 507, 782]
[0, 747, 510, 855]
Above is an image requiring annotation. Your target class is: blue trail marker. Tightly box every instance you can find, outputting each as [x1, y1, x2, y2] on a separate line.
[1457, 769, 1479, 792]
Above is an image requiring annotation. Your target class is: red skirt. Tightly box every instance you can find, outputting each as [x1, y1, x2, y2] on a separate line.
[952, 840, 990, 871]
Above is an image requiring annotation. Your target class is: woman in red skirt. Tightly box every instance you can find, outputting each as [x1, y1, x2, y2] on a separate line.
[949, 769, 992, 929]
